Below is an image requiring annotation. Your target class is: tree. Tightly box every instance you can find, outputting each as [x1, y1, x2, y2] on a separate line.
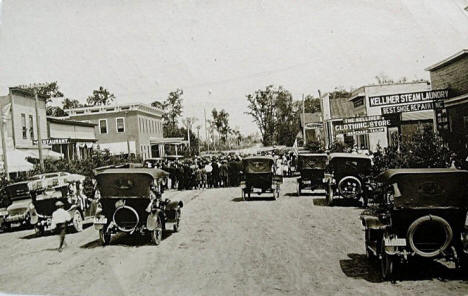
[87, 86, 115, 106]
[245, 85, 277, 146]
[303, 95, 321, 113]
[211, 108, 231, 144]
[46, 106, 67, 117]
[62, 98, 82, 110]
[165, 89, 184, 130]
[274, 88, 298, 146]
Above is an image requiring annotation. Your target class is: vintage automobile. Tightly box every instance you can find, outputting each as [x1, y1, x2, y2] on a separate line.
[29, 173, 96, 236]
[1, 180, 33, 231]
[360, 168, 468, 280]
[93, 168, 182, 246]
[297, 153, 328, 196]
[323, 152, 373, 206]
[240, 156, 282, 201]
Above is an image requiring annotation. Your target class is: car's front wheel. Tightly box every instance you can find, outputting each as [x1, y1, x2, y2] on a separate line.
[380, 238, 396, 281]
[99, 229, 111, 246]
[151, 216, 163, 245]
[326, 185, 334, 206]
[72, 210, 83, 232]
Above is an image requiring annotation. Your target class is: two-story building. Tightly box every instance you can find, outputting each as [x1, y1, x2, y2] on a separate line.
[426, 49, 468, 158]
[347, 82, 439, 151]
[66, 103, 165, 159]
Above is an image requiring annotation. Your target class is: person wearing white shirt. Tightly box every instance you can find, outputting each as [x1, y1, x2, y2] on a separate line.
[52, 201, 71, 252]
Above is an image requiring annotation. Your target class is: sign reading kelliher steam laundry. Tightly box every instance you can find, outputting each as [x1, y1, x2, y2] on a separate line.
[368, 89, 449, 107]
[334, 115, 393, 135]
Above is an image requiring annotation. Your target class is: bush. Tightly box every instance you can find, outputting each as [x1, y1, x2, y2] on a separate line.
[372, 126, 453, 175]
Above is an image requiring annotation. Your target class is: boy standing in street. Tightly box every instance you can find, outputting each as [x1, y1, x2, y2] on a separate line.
[52, 201, 71, 252]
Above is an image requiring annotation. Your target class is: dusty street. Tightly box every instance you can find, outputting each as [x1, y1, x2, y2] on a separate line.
[0, 177, 466, 296]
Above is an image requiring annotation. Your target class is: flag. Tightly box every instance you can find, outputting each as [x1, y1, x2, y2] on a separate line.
[2, 103, 11, 118]
[292, 138, 298, 155]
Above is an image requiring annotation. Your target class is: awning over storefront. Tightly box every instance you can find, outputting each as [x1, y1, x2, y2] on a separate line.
[97, 141, 136, 155]
[150, 137, 188, 145]
[24, 149, 64, 160]
[401, 110, 434, 121]
[0, 150, 35, 172]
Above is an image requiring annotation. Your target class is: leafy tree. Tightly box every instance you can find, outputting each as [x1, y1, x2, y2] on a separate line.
[152, 89, 184, 137]
[19, 82, 65, 116]
[303, 95, 321, 113]
[87, 86, 115, 106]
[245, 85, 278, 146]
[211, 108, 231, 144]
[46, 106, 67, 117]
[62, 98, 82, 109]
[274, 89, 298, 146]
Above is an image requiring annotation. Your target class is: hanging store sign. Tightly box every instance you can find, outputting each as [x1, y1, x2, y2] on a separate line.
[33, 138, 70, 145]
[334, 115, 394, 135]
[368, 89, 449, 107]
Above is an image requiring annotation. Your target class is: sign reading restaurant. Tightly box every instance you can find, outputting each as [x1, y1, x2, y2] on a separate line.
[368, 89, 449, 107]
[33, 138, 70, 145]
[334, 115, 394, 135]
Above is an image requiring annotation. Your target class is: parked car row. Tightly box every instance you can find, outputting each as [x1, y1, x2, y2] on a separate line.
[295, 152, 468, 279]
[0, 164, 183, 247]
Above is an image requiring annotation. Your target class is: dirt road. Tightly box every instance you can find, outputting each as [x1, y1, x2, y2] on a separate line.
[0, 178, 466, 296]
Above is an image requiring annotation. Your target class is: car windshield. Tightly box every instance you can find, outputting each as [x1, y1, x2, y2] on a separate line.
[243, 159, 273, 174]
[331, 158, 371, 173]
[5, 183, 30, 201]
[299, 156, 327, 169]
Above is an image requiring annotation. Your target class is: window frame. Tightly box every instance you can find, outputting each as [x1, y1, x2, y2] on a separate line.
[116, 117, 125, 133]
[21, 113, 27, 139]
[99, 119, 108, 134]
[28, 114, 34, 139]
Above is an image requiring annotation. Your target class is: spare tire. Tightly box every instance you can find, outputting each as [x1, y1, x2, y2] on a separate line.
[338, 176, 361, 199]
[407, 215, 453, 258]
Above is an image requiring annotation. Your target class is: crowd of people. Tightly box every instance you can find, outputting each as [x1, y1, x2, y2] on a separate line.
[146, 152, 298, 191]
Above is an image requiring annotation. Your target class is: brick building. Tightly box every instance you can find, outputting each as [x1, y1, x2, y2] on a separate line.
[426, 49, 468, 158]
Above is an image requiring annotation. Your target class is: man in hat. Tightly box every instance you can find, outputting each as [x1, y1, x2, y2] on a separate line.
[52, 201, 71, 252]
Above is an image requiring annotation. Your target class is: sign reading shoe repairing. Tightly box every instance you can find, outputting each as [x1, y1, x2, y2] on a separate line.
[334, 115, 394, 135]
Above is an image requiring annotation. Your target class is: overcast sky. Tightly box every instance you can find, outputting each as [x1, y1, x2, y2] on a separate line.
[0, 0, 467, 135]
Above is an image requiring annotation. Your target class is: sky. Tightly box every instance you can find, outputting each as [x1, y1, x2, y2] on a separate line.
[0, 0, 467, 136]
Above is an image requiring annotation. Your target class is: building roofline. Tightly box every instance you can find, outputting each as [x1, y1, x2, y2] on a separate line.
[425, 49, 468, 71]
[349, 81, 431, 101]
[65, 103, 164, 117]
[47, 117, 97, 127]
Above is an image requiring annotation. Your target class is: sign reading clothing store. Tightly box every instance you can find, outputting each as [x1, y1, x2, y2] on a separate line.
[334, 115, 394, 136]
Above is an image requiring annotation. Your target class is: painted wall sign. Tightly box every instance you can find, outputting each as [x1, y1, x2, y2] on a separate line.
[368, 89, 449, 107]
[381, 102, 434, 115]
[334, 115, 393, 135]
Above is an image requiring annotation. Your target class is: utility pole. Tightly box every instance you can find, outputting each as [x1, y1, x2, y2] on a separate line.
[0, 104, 10, 180]
[302, 94, 306, 147]
[196, 125, 201, 155]
[204, 108, 209, 152]
[33, 87, 45, 171]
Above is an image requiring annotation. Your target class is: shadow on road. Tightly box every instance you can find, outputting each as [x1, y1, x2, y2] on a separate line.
[340, 253, 467, 283]
[290, 192, 324, 197]
[339, 253, 382, 283]
[232, 197, 276, 202]
[313, 198, 362, 208]
[20, 224, 94, 240]
[80, 230, 174, 248]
